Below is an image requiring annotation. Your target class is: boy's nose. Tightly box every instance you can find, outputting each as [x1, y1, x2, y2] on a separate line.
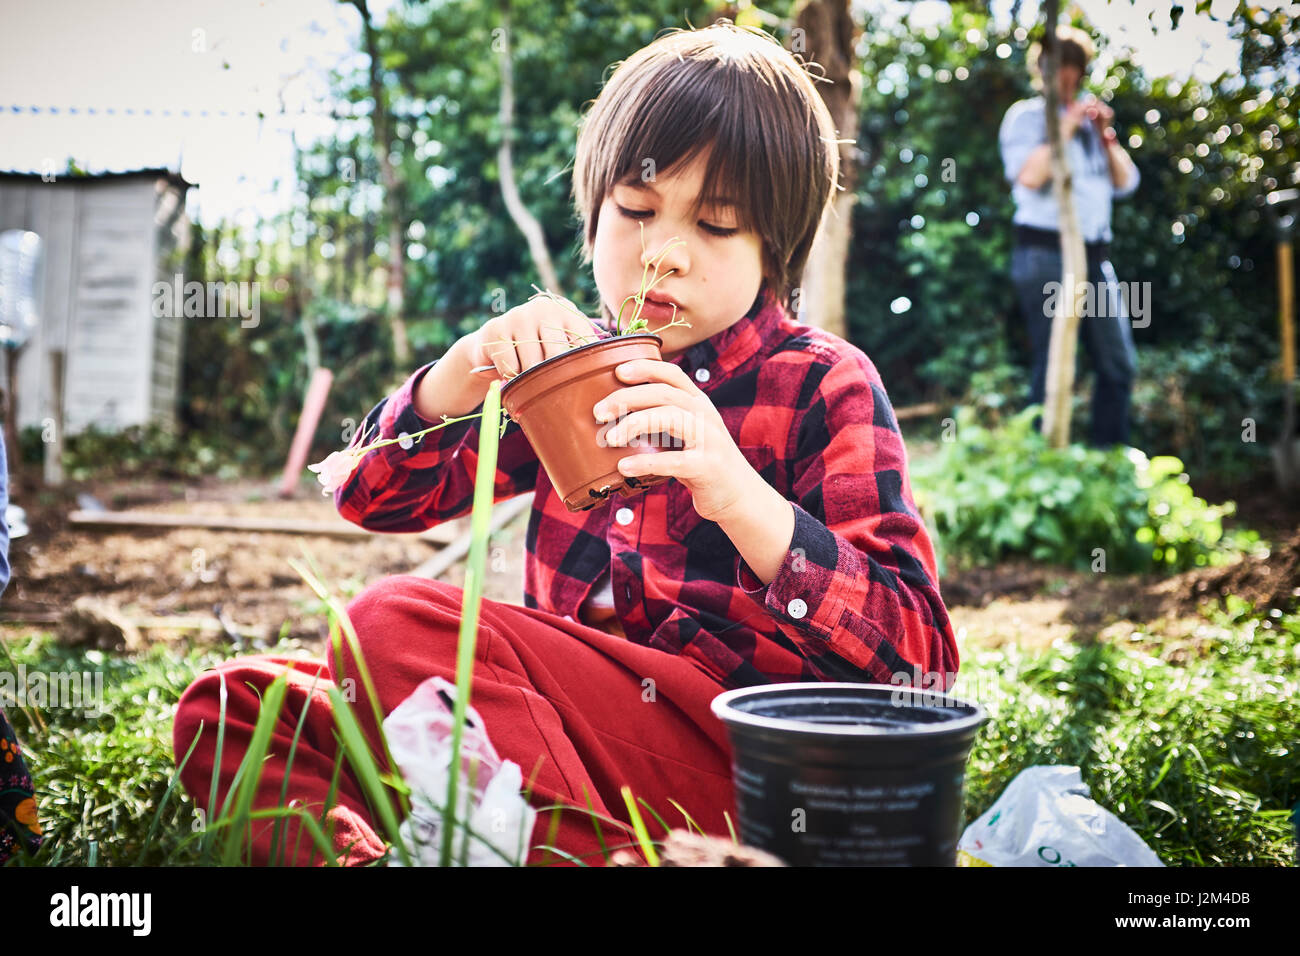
[641, 234, 688, 277]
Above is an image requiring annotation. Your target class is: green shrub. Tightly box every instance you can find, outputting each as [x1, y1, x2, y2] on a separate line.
[21, 422, 248, 482]
[911, 405, 1260, 573]
[1131, 341, 1281, 487]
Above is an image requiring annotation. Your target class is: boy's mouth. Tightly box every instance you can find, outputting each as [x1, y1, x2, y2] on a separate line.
[642, 292, 684, 312]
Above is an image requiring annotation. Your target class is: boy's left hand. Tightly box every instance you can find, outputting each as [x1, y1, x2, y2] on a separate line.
[594, 359, 756, 523]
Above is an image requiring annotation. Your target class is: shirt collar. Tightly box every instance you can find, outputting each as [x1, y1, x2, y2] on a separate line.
[666, 281, 785, 385]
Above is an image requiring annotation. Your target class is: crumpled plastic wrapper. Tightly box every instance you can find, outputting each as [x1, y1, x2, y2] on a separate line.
[958, 765, 1164, 867]
[382, 675, 536, 866]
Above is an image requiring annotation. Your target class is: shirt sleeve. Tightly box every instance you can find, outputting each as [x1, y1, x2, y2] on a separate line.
[334, 359, 539, 532]
[1112, 149, 1140, 199]
[999, 101, 1046, 187]
[734, 356, 960, 691]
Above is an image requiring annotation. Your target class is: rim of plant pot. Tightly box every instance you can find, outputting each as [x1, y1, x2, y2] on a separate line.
[499, 331, 664, 396]
[711, 682, 987, 740]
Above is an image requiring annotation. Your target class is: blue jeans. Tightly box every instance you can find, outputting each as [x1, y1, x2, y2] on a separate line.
[1011, 243, 1137, 447]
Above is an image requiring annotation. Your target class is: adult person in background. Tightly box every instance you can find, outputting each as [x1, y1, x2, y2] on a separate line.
[999, 25, 1142, 447]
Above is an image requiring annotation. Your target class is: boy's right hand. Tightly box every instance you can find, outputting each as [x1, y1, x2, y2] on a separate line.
[464, 295, 602, 382]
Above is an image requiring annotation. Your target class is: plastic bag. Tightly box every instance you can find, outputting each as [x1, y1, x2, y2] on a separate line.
[957, 765, 1164, 867]
[382, 675, 536, 867]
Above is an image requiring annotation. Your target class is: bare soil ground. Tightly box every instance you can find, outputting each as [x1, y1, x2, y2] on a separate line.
[3, 474, 1295, 660]
[3, 475, 531, 655]
[944, 529, 1300, 658]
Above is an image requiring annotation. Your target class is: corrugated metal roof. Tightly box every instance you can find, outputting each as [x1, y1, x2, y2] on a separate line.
[0, 167, 195, 189]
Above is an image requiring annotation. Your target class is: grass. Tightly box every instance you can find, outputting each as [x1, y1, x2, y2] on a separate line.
[2, 593, 1295, 866]
[956, 595, 1299, 866]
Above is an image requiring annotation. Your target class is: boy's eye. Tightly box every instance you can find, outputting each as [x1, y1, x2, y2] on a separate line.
[615, 204, 737, 238]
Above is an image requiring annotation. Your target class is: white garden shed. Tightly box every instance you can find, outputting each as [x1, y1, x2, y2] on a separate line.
[0, 167, 194, 435]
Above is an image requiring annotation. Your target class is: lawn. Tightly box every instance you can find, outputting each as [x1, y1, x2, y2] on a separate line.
[3, 592, 1295, 867]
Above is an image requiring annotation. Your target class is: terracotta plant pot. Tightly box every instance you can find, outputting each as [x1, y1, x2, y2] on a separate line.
[500, 333, 676, 511]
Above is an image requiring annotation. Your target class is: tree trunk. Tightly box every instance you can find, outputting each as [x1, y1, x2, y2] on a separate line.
[350, 0, 412, 366]
[360, 213, 376, 304]
[344, 211, 358, 304]
[790, 0, 859, 337]
[1039, 0, 1087, 448]
[495, 0, 563, 296]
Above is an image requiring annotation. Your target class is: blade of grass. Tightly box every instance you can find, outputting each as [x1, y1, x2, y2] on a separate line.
[665, 798, 705, 837]
[176, 807, 338, 866]
[314, 741, 348, 867]
[458, 755, 482, 866]
[525, 845, 592, 866]
[269, 668, 323, 866]
[634, 796, 672, 839]
[135, 722, 203, 866]
[213, 681, 272, 859]
[288, 552, 410, 822]
[326, 684, 412, 867]
[201, 670, 229, 858]
[621, 785, 659, 867]
[536, 803, 563, 867]
[525, 838, 650, 867]
[441, 380, 503, 866]
[580, 783, 609, 862]
[220, 671, 289, 866]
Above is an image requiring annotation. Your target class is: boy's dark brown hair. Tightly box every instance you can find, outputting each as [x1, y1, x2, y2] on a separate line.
[572, 20, 842, 318]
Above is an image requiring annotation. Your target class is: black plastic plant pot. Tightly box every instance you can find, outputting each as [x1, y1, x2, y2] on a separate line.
[710, 682, 987, 866]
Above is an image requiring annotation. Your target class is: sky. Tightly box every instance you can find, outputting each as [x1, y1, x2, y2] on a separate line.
[0, 0, 399, 227]
[0, 0, 1284, 228]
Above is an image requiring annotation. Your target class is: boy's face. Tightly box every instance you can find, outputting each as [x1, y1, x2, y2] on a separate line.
[592, 146, 765, 361]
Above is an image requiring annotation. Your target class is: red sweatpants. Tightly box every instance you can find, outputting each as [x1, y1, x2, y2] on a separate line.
[171, 575, 738, 866]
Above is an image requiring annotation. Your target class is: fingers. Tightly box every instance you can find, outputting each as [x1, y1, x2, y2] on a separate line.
[487, 335, 523, 379]
[539, 319, 588, 361]
[597, 405, 694, 451]
[595, 384, 693, 424]
[509, 335, 546, 374]
[465, 330, 501, 377]
[470, 295, 603, 378]
[569, 315, 602, 345]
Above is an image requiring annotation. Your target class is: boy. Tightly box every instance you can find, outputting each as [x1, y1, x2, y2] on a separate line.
[173, 21, 958, 866]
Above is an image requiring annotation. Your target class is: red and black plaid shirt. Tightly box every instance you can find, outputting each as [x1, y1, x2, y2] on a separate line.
[335, 284, 959, 691]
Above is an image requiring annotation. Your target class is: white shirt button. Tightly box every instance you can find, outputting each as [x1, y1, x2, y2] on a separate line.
[615, 507, 635, 526]
[694, 368, 710, 383]
[787, 598, 808, 619]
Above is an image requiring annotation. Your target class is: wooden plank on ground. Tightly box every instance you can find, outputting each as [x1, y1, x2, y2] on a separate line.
[66, 509, 458, 544]
[411, 492, 534, 580]
[893, 401, 947, 421]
